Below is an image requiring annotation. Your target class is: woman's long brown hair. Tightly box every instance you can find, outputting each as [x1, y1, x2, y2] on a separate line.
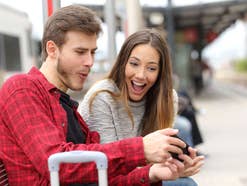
[90, 28, 174, 136]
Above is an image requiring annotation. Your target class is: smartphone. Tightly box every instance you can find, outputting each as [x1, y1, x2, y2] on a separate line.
[170, 135, 190, 162]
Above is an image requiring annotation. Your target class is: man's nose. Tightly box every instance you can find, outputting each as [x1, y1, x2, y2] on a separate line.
[85, 53, 94, 67]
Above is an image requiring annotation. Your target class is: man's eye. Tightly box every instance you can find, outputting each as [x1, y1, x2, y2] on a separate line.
[76, 51, 85, 54]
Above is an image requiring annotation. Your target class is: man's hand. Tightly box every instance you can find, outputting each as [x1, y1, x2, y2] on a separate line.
[149, 158, 184, 183]
[143, 128, 186, 163]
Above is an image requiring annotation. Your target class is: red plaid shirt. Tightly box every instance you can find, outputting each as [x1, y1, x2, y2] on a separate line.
[0, 67, 161, 186]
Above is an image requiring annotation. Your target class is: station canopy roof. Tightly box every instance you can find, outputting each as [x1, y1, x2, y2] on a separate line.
[69, 0, 247, 41]
[144, 0, 247, 35]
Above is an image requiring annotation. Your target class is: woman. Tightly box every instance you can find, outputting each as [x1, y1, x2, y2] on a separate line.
[79, 29, 204, 186]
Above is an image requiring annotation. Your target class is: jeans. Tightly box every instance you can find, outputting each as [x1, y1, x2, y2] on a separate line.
[162, 177, 198, 186]
[173, 116, 193, 147]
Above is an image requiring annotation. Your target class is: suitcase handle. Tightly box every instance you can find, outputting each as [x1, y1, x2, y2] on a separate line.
[48, 151, 108, 186]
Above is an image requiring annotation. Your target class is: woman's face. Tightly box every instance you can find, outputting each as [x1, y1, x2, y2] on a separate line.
[125, 44, 160, 102]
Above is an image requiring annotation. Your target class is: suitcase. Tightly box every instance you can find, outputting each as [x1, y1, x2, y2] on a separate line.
[0, 160, 8, 186]
[48, 151, 108, 186]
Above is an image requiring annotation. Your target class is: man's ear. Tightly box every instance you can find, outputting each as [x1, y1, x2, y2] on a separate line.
[46, 40, 58, 59]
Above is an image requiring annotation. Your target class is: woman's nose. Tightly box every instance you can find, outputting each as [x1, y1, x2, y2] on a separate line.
[135, 68, 146, 79]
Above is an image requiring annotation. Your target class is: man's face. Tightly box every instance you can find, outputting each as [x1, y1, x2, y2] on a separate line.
[55, 30, 97, 91]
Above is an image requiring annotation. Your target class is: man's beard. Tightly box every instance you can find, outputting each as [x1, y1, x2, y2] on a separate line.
[56, 57, 87, 91]
[56, 57, 73, 91]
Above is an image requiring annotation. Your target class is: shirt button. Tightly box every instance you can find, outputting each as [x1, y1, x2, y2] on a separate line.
[140, 178, 145, 183]
[61, 123, 65, 127]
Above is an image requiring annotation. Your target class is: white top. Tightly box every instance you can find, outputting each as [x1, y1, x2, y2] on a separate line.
[79, 79, 178, 143]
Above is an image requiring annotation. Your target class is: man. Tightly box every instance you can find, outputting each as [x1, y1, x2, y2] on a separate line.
[0, 5, 199, 185]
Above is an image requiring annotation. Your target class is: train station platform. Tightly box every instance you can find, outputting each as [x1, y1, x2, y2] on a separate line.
[192, 74, 247, 186]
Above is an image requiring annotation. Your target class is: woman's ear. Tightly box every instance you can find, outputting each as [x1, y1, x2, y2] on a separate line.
[46, 40, 58, 59]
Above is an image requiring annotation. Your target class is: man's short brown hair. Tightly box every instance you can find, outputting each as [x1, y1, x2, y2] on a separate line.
[41, 5, 102, 61]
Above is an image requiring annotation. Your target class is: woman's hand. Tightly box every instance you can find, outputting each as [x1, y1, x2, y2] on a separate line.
[178, 147, 205, 177]
[149, 158, 185, 183]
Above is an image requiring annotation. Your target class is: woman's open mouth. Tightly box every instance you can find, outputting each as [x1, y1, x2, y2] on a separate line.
[131, 80, 146, 94]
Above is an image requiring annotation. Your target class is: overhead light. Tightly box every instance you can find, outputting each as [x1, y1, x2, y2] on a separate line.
[149, 12, 164, 25]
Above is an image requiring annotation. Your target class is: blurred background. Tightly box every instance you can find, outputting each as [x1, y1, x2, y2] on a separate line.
[0, 0, 247, 185]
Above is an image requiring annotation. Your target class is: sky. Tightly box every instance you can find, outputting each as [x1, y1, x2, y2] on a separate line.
[61, 0, 231, 7]
[0, 0, 246, 68]
[202, 20, 247, 68]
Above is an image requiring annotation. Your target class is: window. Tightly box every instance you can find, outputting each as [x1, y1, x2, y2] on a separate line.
[0, 33, 21, 71]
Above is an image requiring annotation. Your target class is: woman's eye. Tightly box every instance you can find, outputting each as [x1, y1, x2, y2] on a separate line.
[147, 66, 158, 71]
[129, 61, 138, 66]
